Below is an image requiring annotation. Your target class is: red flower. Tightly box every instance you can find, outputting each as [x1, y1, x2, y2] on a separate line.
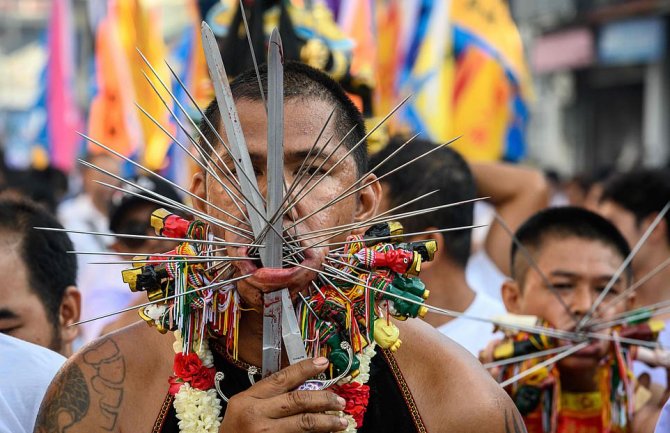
[333, 382, 370, 428]
[174, 353, 203, 382]
[172, 353, 216, 391]
[191, 366, 216, 391]
[168, 376, 183, 395]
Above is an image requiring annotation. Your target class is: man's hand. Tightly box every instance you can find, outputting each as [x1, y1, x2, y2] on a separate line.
[220, 357, 349, 433]
[478, 338, 504, 377]
[471, 163, 549, 276]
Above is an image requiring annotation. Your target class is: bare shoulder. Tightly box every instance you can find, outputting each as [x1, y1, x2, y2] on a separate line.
[394, 319, 526, 433]
[34, 322, 174, 433]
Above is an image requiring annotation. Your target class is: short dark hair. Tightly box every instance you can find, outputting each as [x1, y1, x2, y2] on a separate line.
[370, 136, 475, 268]
[200, 61, 367, 175]
[511, 206, 632, 285]
[0, 195, 77, 326]
[600, 169, 670, 244]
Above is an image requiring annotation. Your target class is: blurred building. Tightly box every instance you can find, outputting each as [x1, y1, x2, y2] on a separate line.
[512, 0, 670, 175]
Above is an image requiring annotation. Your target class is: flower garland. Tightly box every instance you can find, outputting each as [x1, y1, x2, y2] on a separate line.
[169, 331, 374, 433]
[331, 342, 376, 432]
[123, 211, 433, 433]
[169, 332, 222, 433]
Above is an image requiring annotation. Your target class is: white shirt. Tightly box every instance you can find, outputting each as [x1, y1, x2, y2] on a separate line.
[0, 334, 66, 433]
[466, 249, 508, 302]
[77, 255, 143, 346]
[436, 291, 506, 355]
[634, 319, 670, 386]
[58, 194, 112, 276]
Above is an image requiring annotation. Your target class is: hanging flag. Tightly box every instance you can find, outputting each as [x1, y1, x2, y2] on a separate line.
[363, 0, 530, 161]
[449, 0, 531, 161]
[46, 0, 83, 172]
[162, 0, 211, 186]
[121, 0, 174, 171]
[337, 0, 376, 90]
[397, 0, 453, 142]
[449, 46, 511, 160]
[87, 0, 143, 159]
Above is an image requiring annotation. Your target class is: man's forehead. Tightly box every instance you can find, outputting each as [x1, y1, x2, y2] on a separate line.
[533, 238, 623, 271]
[214, 103, 343, 163]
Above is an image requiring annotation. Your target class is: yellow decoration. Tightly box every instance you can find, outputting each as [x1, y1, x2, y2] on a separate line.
[373, 318, 401, 351]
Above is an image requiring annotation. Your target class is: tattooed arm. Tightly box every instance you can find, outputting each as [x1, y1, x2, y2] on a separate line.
[34, 338, 126, 433]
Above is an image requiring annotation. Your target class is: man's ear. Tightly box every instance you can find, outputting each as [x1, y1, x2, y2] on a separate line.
[59, 286, 81, 356]
[409, 229, 443, 271]
[501, 279, 522, 314]
[351, 173, 381, 235]
[643, 212, 667, 245]
[190, 171, 207, 214]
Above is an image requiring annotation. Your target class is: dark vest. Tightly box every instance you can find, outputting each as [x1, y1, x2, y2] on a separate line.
[152, 342, 426, 432]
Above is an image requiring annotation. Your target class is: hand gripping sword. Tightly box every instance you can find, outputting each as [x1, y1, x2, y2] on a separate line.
[202, 23, 307, 376]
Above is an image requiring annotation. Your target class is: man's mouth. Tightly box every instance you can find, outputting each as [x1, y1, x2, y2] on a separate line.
[231, 245, 326, 293]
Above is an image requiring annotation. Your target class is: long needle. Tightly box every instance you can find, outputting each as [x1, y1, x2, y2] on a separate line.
[35, 226, 260, 248]
[579, 201, 670, 329]
[483, 345, 573, 369]
[498, 343, 588, 388]
[70, 272, 250, 327]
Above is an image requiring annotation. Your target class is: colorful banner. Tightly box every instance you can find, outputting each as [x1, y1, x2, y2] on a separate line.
[46, 0, 83, 172]
[365, 0, 530, 161]
[88, 0, 175, 171]
[450, 0, 531, 161]
[397, 0, 453, 143]
[87, 0, 144, 160]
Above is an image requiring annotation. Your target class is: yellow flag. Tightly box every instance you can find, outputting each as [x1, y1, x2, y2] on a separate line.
[449, 48, 510, 161]
[119, 0, 174, 171]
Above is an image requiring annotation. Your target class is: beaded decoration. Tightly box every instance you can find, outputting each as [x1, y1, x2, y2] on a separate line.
[122, 209, 435, 432]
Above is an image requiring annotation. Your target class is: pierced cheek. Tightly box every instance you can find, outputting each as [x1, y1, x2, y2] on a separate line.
[595, 303, 620, 322]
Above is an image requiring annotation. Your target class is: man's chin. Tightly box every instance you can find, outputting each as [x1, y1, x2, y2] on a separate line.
[235, 279, 312, 310]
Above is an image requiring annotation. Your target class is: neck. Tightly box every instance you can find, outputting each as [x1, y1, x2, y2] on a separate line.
[421, 259, 476, 328]
[558, 366, 600, 393]
[632, 246, 670, 311]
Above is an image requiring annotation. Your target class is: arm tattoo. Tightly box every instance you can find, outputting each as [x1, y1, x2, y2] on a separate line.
[33, 338, 126, 433]
[82, 339, 126, 431]
[504, 408, 528, 433]
[34, 364, 89, 433]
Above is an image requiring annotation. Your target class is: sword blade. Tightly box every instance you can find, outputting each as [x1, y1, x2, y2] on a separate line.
[201, 21, 267, 236]
[262, 29, 307, 376]
[262, 28, 285, 376]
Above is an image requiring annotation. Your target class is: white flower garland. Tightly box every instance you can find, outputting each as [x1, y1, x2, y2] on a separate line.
[173, 385, 222, 433]
[172, 332, 376, 433]
[335, 342, 377, 433]
[172, 332, 222, 433]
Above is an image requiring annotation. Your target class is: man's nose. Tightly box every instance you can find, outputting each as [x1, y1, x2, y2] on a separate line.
[570, 285, 595, 317]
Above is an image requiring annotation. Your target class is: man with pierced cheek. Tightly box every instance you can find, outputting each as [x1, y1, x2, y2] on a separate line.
[36, 63, 522, 433]
[481, 207, 662, 433]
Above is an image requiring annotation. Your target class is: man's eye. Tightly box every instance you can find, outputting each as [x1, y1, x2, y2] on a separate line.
[0, 327, 20, 335]
[597, 286, 618, 295]
[305, 166, 327, 177]
[552, 283, 574, 290]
